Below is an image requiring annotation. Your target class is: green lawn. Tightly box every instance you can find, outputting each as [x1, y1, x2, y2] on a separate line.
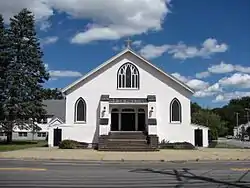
[0, 140, 47, 152]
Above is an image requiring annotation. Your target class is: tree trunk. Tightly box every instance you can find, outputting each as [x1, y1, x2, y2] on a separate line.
[6, 131, 13, 144]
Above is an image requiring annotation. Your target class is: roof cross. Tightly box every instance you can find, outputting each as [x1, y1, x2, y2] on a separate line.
[125, 38, 132, 48]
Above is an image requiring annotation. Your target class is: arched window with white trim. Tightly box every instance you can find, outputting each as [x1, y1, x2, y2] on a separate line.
[75, 98, 86, 122]
[117, 63, 139, 89]
[170, 98, 181, 123]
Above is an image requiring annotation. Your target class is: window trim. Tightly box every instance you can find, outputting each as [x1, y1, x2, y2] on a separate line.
[117, 62, 140, 89]
[74, 98, 87, 124]
[170, 98, 182, 123]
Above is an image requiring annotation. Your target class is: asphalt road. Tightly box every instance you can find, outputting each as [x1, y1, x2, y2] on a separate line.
[0, 159, 250, 187]
[218, 138, 250, 148]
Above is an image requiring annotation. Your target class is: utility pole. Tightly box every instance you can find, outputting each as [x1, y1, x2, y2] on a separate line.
[235, 112, 240, 139]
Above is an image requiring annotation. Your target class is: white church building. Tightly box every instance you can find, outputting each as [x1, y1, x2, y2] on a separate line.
[48, 47, 209, 150]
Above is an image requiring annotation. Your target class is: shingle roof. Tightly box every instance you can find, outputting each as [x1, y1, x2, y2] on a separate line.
[43, 100, 66, 122]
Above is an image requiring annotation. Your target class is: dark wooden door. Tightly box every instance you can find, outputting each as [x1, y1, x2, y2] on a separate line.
[111, 113, 119, 131]
[53, 128, 62, 146]
[121, 113, 135, 131]
[195, 129, 203, 147]
[138, 113, 145, 131]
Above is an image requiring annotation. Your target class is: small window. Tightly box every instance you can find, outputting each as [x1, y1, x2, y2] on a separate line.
[18, 132, 28, 137]
[0, 132, 6, 136]
[38, 132, 46, 137]
[170, 98, 182, 123]
[75, 98, 87, 122]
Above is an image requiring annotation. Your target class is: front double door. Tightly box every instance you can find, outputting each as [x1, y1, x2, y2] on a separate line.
[111, 108, 146, 131]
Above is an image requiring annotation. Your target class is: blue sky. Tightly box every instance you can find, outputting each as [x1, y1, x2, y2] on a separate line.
[1, 0, 250, 108]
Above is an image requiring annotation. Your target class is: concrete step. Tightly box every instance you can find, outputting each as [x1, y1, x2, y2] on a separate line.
[99, 147, 159, 151]
[109, 132, 147, 139]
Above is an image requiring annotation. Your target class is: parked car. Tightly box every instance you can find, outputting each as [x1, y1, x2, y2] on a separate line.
[226, 135, 233, 139]
[244, 135, 249, 141]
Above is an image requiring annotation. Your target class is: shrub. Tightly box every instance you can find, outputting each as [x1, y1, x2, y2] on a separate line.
[159, 142, 195, 150]
[59, 140, 79, 149]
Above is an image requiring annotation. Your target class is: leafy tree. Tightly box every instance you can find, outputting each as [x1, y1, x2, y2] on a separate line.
[192, 109, 227, 140]
[0, 15, 7, 118]
[1, 9, 49, 143]
[212, 96, 250, 135]
[42, 88, 64, 100]
[191, 102, 202, 115]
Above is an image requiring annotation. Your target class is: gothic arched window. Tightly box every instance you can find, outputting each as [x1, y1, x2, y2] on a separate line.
[170, 98, 181, 123]
[75, 98, 86, 122]
[117, 63, 139, 89]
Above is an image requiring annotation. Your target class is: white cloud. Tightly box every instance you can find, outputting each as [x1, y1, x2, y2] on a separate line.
[171, 72, 223, 98]
[195, 71, 210, 79]
[208, 61, 234, 74]
[139, 38, 227, 60]
[194, 83, 222, 98]
[40, 21, 52, 31]
[0, 0, 171, 38]
[46, 64, 82, 78]
[67, 0, 171, 44]
[213, 91, 250, 103]
[186, 79, 209, 91]
[171, 72, 190, 83]
[234, 65, 250, 73]
[49, 70, 82, 78]
[40, 36, 59, 46]
[132, 40, 142, 47]
[139, 44, 169, 59]
[195, 62, 250, 79]
[0, 0, 53, 23]
[165, 38, 228, 60]
[218, 73, 250, 88]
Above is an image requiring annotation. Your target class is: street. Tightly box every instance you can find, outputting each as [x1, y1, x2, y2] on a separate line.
[218, 138, 250, 148]
[0, 159, 250, 187]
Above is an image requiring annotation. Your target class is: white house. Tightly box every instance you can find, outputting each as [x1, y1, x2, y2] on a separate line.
[48, 47, 209, 150]
[0, 100, 64, 141]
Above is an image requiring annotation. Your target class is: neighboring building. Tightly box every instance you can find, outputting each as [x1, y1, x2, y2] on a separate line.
[48, 47, 209, 150]
[0, 100, 65, 141]
[234, 122, 250, 138]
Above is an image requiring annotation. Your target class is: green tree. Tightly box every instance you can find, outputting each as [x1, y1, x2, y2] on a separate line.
[192, 109, 227, 140]
[191, 102, 202, 115]
[212, 96, 250, 135]
[1, 9, 49, 143]
[42, 88, 64, 100]
[0, 15, 7, 119]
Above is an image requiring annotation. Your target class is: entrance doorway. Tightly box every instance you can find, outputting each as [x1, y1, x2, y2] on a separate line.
[194, 129, 203, 147]
[53, 128, 62, 146]
[121, 112, 135, 131]
[110, 107, 146, 132]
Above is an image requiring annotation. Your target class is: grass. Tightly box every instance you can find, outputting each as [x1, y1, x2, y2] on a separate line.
[0, 140, 47, 152]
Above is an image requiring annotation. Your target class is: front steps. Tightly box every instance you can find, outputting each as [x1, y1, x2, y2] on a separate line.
[98, 132, 158, 151]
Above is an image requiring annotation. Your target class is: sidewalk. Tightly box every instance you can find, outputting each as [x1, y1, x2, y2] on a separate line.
[0, 147, 250, 161]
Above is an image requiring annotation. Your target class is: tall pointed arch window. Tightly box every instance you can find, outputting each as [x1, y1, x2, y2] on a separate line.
[75, 98, 86, 123]
[117, 63, 139, 89]
[170, 98, 181, 123]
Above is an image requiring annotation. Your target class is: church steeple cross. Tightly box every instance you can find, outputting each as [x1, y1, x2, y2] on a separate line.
[125, 38, 132, 48]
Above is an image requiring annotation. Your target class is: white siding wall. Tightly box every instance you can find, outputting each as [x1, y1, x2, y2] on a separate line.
[54, 52, 197, 146]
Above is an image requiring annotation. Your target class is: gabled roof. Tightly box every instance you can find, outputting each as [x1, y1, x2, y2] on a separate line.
[43, 100, 66, 122]
[62, 48, 195, 94]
